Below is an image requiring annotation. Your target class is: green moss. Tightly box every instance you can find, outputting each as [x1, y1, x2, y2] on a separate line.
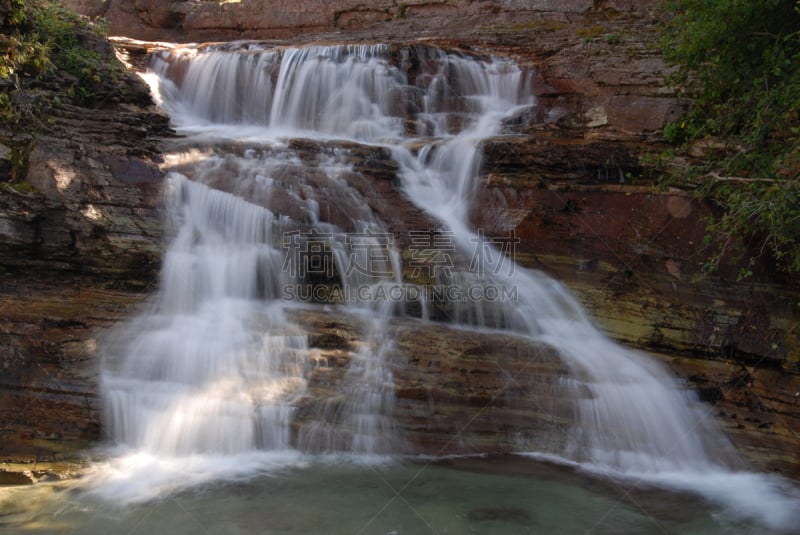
[576, 25, 606, 40]
[9, 180, 35, 194]
[505, 20, 566, 33]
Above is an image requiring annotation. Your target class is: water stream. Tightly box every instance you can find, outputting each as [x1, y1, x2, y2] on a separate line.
[5, 42, 797, 533]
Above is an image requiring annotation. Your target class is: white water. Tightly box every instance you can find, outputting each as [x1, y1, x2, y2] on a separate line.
[96, 43, 799, 528]
[103, 176, 304, 454]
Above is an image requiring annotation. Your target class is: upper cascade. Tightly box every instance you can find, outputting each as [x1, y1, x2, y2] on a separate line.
[150, 43, 535, 142]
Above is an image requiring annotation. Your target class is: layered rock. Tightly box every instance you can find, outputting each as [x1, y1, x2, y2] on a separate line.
[0, 280, 149, 466]
[0, 25, 169, 469]
[67, 0, 656, 42]
[1, 73, 169, 282]
[472, 132, 800, 477]
[291, 308, 572, 455]
[474, 131, 799, 371]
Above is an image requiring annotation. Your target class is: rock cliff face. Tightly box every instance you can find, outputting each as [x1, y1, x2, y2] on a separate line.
[2, 0, 797, 480]
[472, 134, 800, 477]
[291, 308, 573, 456]
[0, 27, 169, 471]
[74, 0, 659, 42]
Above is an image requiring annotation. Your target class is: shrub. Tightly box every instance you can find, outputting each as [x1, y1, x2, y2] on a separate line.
[660, 0, 800, 275]
[1, 0, 120, 105]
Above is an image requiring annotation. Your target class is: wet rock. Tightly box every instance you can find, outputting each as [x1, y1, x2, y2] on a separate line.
[0, 470, 35, 485]
[289, 309, 574, 455]
[0, 110, 157, 459]
[392, 321, 572, 453]
[697, 386, 723, 403]
[0, 461, 87, 486]
[663, 355, 800, 478]
[0, 143, 11, 179]
[472, 175, 800, 376]
[0, 279, 149, 462]
[2, 51, 168, 285]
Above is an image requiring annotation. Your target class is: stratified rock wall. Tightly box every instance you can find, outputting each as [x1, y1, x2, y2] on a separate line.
[1, 61, 169, 283]
[291, 309, 574, 456]
[0, 26, 169, 465]
[65, 1, 668, 42]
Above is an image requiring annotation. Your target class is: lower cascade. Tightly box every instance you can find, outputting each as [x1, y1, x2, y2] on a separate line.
[87, 42, 799, 529]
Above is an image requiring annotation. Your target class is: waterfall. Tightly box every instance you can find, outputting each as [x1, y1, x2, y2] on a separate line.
[97, 42, 799, 526]
[389, 68, 738, 472]
[151, 44, 406, 141]
[103, 175, 305, 455]
[128, 39, 729, 470]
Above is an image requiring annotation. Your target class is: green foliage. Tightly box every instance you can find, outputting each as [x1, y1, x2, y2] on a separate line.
[6, 135, 35, 181]
[0, 92, 13, 121]
[34, 1, 119, 103]
[661, 0, 800, 147]
[0, 0, 50, 80]
[660, 0, 800, 275]
[1, 0, 120, 106]
[704, 179, 800, 277]
[1, 0, 123, 190]
[8, 180, 35, 194]
[2, 0, 28, 26]
[662, 119, 702, 145]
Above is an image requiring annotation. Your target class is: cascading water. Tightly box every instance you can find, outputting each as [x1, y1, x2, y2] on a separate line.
[391, 74, 738, 473]
[92, 42, 799, 527]
[103, 175, 306, 455]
